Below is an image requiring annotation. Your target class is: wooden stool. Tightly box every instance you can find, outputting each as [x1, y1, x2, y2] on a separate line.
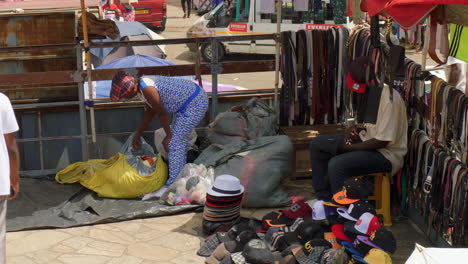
[365, 173, 392, 227]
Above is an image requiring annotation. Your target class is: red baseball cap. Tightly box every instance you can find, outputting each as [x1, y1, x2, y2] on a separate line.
[331, 224, 353, 242]
[346, 56, 371, 94]
[280, 200, 312, 220]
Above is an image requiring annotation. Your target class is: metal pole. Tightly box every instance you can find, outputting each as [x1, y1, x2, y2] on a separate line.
[80, 0, 97, 143]
[210, 38, 219, 121]
[37, 111, 44, 170]
[274, 0, 282, 121]
[421, 17, 430, 71]
[76, 44, 89, 161]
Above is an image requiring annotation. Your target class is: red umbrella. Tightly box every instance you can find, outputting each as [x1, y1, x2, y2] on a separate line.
[364, 0, 467, 27]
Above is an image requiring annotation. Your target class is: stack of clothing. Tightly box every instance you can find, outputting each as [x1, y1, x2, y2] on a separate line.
[78, 12, 120, 40]
[197, 177, 397, 264]
[203, 175, 244, 234]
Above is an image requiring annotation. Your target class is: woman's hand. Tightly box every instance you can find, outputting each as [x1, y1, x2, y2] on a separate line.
[132, 134, 142, 150]
[162, 134, 172, 153]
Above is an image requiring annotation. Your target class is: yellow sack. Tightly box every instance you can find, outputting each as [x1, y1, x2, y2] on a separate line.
[56, 153, 168, 199]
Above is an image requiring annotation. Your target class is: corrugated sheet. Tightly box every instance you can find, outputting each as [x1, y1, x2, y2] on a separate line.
[0, 12, 77, 101]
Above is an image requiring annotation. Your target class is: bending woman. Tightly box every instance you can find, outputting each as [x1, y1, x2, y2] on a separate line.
[110, 71, 208, 193]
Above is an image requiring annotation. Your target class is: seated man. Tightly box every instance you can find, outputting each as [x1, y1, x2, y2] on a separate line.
[309, 57, 408, 200]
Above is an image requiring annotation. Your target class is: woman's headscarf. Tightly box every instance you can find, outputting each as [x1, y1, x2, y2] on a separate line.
[110, 71, 135, 101]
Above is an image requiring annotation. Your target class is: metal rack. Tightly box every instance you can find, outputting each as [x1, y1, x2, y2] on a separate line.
[0, 34, 278, 176]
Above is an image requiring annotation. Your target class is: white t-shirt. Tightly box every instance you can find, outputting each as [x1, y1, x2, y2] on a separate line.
[359, 85, 408, 175]
[0, 93, 19, 195]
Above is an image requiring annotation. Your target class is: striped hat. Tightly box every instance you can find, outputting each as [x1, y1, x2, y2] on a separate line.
[110, 71, 135, 102]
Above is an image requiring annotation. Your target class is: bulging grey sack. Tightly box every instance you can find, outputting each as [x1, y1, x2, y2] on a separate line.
[208, 98, 278, 145]
[195, 135, 292, 208]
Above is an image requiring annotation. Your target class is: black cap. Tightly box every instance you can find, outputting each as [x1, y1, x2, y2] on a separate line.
[301, 239, 332, 256]
[283, 219, 325, 245]
[343, 177, 373, 200]
[243, 239, 276, 264]
[359, 228, 397, 254]
[337, 201, 376, 221]
[224, 230, 258, 253]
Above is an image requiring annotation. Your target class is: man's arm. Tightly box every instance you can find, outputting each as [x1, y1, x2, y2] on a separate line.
[4, 133, 19, 200]
[342, 138, 389, 152]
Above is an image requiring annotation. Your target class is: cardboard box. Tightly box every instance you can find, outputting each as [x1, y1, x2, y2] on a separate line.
[280, 125, 345, 180]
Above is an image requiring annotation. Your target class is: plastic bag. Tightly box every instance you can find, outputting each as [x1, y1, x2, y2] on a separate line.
[55, 153, 168, 199]
[160, 163, 215, 206]
[120, 133, 157, 176]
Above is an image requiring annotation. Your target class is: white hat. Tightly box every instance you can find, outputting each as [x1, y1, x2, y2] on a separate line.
[207, 174, 244, 197]
[312, 200, 326, 220]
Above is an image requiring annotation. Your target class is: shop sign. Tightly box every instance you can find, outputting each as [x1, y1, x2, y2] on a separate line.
[306, 24, 344, 30]
[229, 23, 248, 32]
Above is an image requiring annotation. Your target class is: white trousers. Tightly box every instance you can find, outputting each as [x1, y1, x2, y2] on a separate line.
[0, 196, 7, 264]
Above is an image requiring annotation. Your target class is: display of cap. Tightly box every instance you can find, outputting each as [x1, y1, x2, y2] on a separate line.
[230, 252, 246, 264]
[280, 200, 312, 220]
[218, 222, 253, 243]
[207, 175, 245, 197]
[322, 201, 347, 208]
[320, 248, 349, 264]
[312, 200, 338, 220]
[331, 224, 353, 242]
[243, 239, 276, 264]
[341, 241, 364, 257]
[283, 219, 325, 246]
[353, 248, 392, 264]
[336, 201, 376, 221]
[224, 230, 258, 253]
[197, 233, 222, 257]
[358, 228, 397, 254]
[263, 212, 297, 227]
[343, 212, 382, 236]
[292, 239, 331, 264]
[346, 56, 370, 94]
[350, 238, 376, 257]
[333, 177, 373, 205]
[324, 232, 342, 249]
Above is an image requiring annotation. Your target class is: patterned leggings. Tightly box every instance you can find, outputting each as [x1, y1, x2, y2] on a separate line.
[166, 90, 208, 186]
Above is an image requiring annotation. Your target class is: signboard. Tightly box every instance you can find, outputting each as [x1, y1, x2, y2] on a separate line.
[229, 23, 248, 32]
[306, 24, 344, 30]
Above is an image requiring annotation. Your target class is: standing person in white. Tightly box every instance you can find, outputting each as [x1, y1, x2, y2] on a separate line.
[0, 93, 20, 263]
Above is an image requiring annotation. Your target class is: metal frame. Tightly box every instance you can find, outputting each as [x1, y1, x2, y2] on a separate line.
[1, 34, 279, 175]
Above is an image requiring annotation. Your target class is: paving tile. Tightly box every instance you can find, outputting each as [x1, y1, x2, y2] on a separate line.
[170, 251, 205, 264]
[111, 220, 143, 233]
[27, 249, 61, 264]
[61, 236, 94, 250]
[7, 256, 36, 264]
[61, 226, 90, 236]
[77, 240, 126, 257]
[127, 242, 179, 261]
[89, 228, 137, 245]
[58, 254, 111, 264]
[7, 230, 71, 256]
[6, 231, 28, 241]
[106, 255, 144, 264]
[148, 232, 200, 251]
[135, 229, 170, 242]
[52, 244, 76, 254]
